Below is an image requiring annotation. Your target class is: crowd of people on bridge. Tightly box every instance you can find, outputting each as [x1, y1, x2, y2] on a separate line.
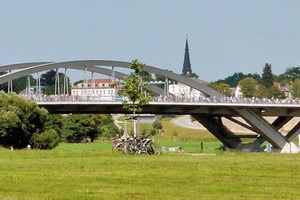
[153, 94, 300, 105]
[21, 93, 300, 105]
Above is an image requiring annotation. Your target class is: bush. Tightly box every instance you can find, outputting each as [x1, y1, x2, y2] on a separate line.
[31, 129, 60, 149]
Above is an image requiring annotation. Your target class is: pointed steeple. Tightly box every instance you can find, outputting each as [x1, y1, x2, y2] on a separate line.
[182, 38, 192, 76]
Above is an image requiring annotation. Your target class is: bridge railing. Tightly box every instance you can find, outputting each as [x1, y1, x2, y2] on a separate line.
[20, 94, 300, 105]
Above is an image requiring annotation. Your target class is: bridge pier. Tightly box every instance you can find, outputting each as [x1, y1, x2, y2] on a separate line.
[192, 107, 294, 151]
[235, 108, 288, 149]
[192, 114, 242, 149]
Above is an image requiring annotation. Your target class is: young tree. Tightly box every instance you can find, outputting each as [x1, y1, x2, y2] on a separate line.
[116, 59, 152, 137]
[152, 120, 163, 135]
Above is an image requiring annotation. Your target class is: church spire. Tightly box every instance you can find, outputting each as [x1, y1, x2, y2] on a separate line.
[182, 37, 192, 76]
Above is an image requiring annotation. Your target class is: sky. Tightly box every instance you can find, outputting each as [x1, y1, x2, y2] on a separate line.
[1, 0, 300, 83]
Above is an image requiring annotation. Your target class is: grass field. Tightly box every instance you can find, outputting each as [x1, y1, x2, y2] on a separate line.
[1, 142, 300, 200]
[1, 117, 300, 199]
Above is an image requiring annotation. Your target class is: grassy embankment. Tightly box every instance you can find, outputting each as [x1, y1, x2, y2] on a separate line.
[1, 116, 300, 199]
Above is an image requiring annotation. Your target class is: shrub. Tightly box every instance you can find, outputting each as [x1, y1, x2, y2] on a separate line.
[31, 129, 60, 149]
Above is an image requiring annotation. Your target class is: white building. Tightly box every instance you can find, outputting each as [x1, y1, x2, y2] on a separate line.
[234, 85, 243, 98]
[168, 82, 203, 100]
[71, 78, 118, 100]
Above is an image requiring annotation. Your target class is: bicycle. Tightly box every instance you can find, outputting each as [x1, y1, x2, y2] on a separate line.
[112, 136, 161, 155]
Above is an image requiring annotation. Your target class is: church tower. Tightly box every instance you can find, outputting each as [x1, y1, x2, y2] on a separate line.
[182, 38, 192, 76]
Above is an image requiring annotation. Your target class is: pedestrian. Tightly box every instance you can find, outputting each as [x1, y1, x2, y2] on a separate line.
[200, 142, 203, 152]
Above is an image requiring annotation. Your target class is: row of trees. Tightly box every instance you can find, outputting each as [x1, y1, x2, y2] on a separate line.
[0, 89, 163, 150]
[211, 63, 300, 98]
[0, 91, 122, 149]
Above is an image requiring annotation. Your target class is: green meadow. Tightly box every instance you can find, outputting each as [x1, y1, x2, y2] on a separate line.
[0, 117, 300, 199]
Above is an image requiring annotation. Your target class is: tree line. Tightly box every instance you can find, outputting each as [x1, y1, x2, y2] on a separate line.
[210, 63, 300, 98]
[0, 91, 165, 150]
[0, 91, 122, 149]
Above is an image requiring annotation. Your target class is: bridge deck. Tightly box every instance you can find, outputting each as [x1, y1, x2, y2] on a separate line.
[37, 101, 300, 117]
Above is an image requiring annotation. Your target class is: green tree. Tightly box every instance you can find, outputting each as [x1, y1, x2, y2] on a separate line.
[141, 71, 154, 82]
[208, 82, 231, 96]
[252, 84, 285, 99]
[155, 74, 165, 82]
[73, 79, 84, 86]
[0, 75, 36, 94]
[216, 72, 252, 87]
[0, 92, 48, 148]
[117, 59, 152, 114]
[45, 114, 64, 139]
[62, 114, 118, 142]
[152, 120, 163, 135]
[239, 77, 257, 98]
[31, 129, 60, 149]
[266, 86, 285, 99]
[40, 70, 71, 94]
[254, 84, 266, 98]
[261, 63, 274, 88]
[63, 114, 95, 143]
[292, 79, 300, 98]
[116, 59, 152, 137]
[284, 67, 300, 81]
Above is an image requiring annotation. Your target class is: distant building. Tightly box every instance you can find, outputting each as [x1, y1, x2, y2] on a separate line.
[234, 85, 243, 98]
[273, 82, 292, 98]
[71, 78, 118, 100]
[169, 82, 203, 99]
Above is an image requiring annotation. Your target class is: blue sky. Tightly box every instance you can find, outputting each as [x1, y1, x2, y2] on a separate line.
[1, 0, 300, 83]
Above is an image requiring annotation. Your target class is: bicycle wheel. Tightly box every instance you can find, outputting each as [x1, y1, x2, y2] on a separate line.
[112, 143, 126, 154]
[124, 141, 138, 154]
[146, 142, 161, 155]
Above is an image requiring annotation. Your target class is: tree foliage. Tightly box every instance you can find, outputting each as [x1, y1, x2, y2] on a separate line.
[62, 114, 118, 142]
[31, 129, 60, 149]
[261, 63, 274, 88]
[208, 82, 231, 96]
[239, 77, 257, 98]
[292, 79, 300, 98]
[40, 70, 71, 94]
[44, 114, 64, 138]
[116, 59, 152, 113]
[0, 75, 36, 94]
[284, 67, 300, 81]
[0, 92, 48, 148]
[152, 120, 163, 130]
[215, 72, 252, 87]
[239, 77, 285, 99]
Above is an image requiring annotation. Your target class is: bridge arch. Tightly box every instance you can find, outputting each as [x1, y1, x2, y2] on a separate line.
[0, 60, 222, 97]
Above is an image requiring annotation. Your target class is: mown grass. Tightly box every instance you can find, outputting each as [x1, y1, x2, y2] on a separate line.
[1, 142, 300, 200]
[1, 116, 299, 199]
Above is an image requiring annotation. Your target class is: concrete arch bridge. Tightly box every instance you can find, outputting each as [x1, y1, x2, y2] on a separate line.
[0, 60, 299, 152]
